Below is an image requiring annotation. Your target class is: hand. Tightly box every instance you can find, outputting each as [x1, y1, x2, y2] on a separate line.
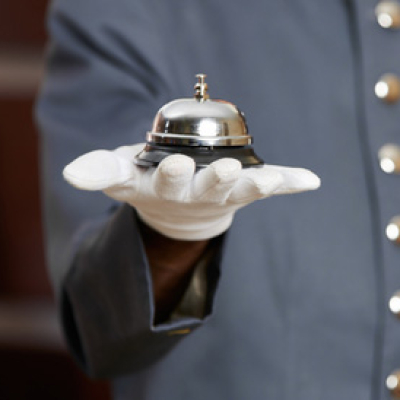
[63, 144, 321, 240]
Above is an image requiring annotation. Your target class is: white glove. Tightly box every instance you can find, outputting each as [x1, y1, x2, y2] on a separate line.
[63, 144, 320, 240]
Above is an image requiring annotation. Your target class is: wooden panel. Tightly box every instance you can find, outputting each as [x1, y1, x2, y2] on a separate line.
[0, 300, 111, 400]
[0, 348, 111, 400]
[0, 3, 112, 399]
[0, 98, 52, 298]
[0, 301, 63, 349]
[0, 48, 44, 97]
[0, 1, 48, 45]
[0, 99, 113, 396]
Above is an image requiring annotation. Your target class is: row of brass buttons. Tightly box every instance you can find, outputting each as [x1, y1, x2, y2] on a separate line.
[375, 1, 400, 397]
[375, 2, 400, 105]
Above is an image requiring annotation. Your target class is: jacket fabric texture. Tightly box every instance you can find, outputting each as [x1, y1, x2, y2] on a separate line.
[36, 0, 399, 399]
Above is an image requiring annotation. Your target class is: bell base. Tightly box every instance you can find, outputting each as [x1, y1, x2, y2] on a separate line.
[134, 144, 264, 168]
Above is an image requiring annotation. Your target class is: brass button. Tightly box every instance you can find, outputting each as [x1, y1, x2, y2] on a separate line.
[387, 370, 400, 397]
[378, 144, 400, 174]
[167, 328, 191, 336]
[386, 216, 400, 244]
[375, 74, 400, 103]
[389, 291, 400, 316]
[375, 1, 400, 29]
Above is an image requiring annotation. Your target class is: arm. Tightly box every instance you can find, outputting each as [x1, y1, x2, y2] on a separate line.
[37, 0, 217, 377]
[61, 205, 223, 378]
[138, 220, 210, 324]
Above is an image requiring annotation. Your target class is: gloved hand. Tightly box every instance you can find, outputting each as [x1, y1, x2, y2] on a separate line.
[63, 144, 320, 240]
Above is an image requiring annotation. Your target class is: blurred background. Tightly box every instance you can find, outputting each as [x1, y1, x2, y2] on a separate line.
[0, 1, 111, 398]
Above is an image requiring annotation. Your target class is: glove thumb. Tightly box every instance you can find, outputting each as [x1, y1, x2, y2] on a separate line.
[63, 149, 137, 191]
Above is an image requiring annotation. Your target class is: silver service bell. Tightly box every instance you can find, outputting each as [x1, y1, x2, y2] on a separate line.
[134, 74, 264, 168]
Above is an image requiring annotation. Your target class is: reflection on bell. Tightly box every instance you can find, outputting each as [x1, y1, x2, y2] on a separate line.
[134, 74, 264, 168]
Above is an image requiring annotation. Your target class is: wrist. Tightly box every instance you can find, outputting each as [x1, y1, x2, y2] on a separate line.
[136, 209, 234, 241]
[137, 216, 211, 323]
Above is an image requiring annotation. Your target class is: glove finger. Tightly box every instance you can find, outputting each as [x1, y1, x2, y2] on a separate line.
[192, 158, 242, 203]
[228, 167, 284, 204]
[63, 149, 139, 191]
[265, 165, 321, 195]
[152, 154, 195, 201]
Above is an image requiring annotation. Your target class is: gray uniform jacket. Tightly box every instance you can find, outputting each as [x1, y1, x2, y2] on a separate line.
[36, 0, 400, 399]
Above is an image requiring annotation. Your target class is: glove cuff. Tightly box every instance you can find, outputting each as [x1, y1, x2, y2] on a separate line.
[136, 210, 234, 241]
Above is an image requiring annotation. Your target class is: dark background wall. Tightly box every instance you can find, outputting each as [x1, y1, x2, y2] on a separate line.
[0, 2, 111, 398]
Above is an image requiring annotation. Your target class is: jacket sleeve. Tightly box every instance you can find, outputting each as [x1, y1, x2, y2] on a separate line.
[61, 204, 223, 378]
[36, 0, 222, 378]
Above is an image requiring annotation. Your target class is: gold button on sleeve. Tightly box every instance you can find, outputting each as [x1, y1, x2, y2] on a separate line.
[167, 328, 191, 336]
